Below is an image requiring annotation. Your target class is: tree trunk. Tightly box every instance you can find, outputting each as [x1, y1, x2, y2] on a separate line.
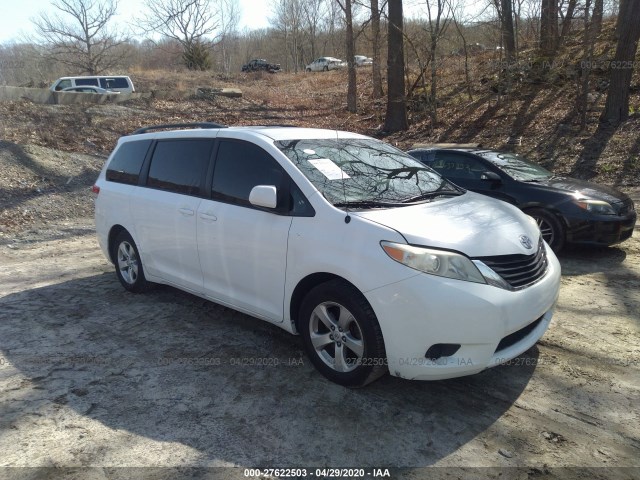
[371, 0, 384, 99]
[559, 0, 578, 47]
[344, 0, 357, 112]
[501, 0, 516, 62]
[384, 0, 408, 132]
[601, 0, 640, 125]
[592, 0, 604, 37]
[540, 0, 559, 57]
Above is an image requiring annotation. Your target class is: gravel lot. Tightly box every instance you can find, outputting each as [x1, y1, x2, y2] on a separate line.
[0, 202, 639, 479]
[0, 135, 638, 479]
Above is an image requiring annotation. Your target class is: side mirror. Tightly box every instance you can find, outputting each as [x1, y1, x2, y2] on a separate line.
[249, 185, 278, 209]
[480, 171, 502, 183]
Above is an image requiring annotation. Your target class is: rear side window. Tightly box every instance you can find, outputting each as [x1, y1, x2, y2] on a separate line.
[100, 77, 129, 89]
[211, 140, 286, 207]
[76, 78, 99, 86]
[106, 140, 151, 185]
[147, 139, 213, 196]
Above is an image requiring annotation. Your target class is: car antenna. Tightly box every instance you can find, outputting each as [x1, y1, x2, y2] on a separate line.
[337, 129, 351, 224]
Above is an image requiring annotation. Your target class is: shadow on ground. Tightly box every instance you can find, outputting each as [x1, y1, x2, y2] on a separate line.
[0, 273, 538, 467]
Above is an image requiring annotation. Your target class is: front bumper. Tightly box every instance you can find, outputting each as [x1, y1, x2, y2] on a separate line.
[565, 211, 636, 246]
[364, 244, 561, 381]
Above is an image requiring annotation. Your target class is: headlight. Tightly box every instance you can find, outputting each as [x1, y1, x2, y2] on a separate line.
[573, 199, 616, 215]
[381, 241, 486, 284]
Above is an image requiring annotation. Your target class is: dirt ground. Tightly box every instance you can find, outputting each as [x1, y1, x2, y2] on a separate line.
[1, 179, 639, 479]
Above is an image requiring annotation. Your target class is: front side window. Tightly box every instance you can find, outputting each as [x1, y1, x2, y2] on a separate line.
[106, 140, 152, 185]
[432, 152, 487, 180]
[146, 139, 213, 195]
[275, 138, 459, 207]
[55, 79, 72, 90]
[212, 140, 286, 208]
[76, 78, 99, 86]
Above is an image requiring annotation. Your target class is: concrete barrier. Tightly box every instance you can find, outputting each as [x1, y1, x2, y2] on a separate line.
[0, 86, 150, 104]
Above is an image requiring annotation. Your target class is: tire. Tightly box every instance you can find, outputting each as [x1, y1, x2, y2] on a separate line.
[323, 66, 329, 72]
[112, 230, 151, 293]
[305, 68, 311, 72]
[527, 208, 565, 253]
[298, 279, 387, 387]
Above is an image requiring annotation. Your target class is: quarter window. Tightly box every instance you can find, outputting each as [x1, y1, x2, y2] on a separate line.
[147, 139, 213, 196]
[106, 140, 152, 185]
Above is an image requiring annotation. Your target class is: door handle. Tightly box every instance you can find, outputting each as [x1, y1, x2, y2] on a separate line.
[199, 212, 217, 222]
[178, 207, 195, 216]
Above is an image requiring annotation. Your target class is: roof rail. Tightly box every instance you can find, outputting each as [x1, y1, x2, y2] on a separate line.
[131, 122, 227, 135]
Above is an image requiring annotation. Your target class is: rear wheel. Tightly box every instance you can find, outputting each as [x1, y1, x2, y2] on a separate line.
[112, 230, 151, 293]
[527, 208, 565, 252]
[299, 279, 387, 387]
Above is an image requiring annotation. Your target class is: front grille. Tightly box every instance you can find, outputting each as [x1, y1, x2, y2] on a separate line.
[475, 239, 548, 289]
[495, 317, 543, 353]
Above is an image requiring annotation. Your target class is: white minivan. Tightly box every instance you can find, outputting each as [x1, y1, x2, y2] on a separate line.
[50, 75, 135, 93]
[94, 123, 561, 386]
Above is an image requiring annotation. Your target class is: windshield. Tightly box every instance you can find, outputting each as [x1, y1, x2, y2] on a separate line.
[275, 138, 458, 207]
[480, 152, 553, 181]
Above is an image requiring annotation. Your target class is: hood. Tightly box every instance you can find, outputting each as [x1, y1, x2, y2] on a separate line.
[352, 192, 541, 257]
[536, 176, 632, 206]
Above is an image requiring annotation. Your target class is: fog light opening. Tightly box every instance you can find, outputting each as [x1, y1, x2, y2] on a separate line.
[425, 343, 461, 361]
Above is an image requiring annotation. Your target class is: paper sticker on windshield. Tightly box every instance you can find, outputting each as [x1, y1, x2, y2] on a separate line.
[308, 159, 350, 180]
[303, 149, 316, 155]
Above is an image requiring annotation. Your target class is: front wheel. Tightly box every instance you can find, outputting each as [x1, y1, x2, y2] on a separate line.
[323, 66, 329, 72]
[299, 280, 387, 387]
[527, 208, 565, 252]
[112, 230, 151, 293]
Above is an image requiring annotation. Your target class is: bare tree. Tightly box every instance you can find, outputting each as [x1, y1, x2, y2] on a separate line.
[139, 0, 220, 70]
[32, 0, 127, 75]
[337, 0, 357, 113]
[425, 0, 453, 125]
[540, 0, 559, 57]
[370, 0, 384, 99]
[218, 0, 241, 74]
[601, 0, 640, 125]
[490, 0, 516, 62]
[384, 0, 408, 132]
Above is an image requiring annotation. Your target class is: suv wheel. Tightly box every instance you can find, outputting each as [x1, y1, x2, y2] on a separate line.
[299, 279, 387, 387]
[112, 230, 151, 293]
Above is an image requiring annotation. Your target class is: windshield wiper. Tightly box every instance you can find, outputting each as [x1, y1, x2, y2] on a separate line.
[400, 190, 463, 203]
[333, 200, 404, 209]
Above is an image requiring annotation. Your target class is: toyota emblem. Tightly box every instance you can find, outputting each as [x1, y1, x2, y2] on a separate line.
[519, 235, 533, 250]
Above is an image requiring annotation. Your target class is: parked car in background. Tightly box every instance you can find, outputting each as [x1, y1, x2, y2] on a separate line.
[354, 55, 373, 66]
[94, 123, 560, 387]
[305, 57, 346, 72]
[241, 59, 281, 73]
[407, 147, 637, 252]
[50, 76, 135, 93]
[61, 86, 119, 94]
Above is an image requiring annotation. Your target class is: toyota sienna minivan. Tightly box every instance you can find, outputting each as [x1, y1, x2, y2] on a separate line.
[94, 123, 561, 386]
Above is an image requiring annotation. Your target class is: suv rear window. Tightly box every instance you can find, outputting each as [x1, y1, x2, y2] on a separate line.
[146, 139, 213, 196]
[100, 77, 129, 89]
[106, 140, 151, 185]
